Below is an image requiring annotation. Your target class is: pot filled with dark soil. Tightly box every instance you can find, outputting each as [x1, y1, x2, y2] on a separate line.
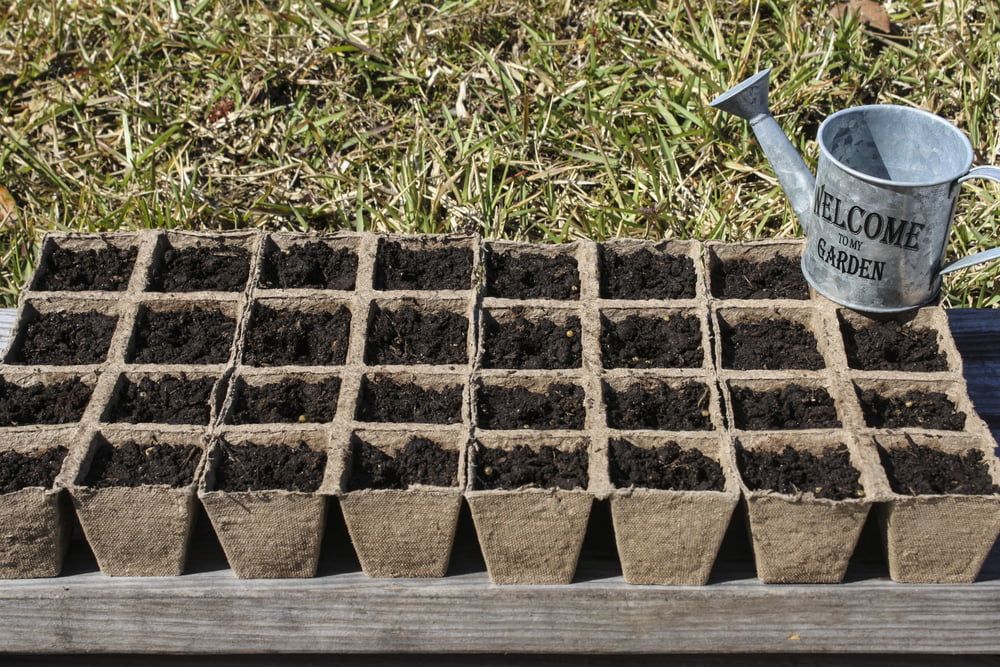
[598, 239, 701, 301]
[100, 371, 223, 426]
[242, 298, 353, 367]
[0, 371, 98, 428]
[4, 299, 120, 366]
[872, 433, 1000, 583]
[480, 306, 583, 370]
[0, 430, 73, 578]
[127, 300, 238, 366]
[725, 379, 844, 431]
[67, 428, 207, 576]
[224, 372, 342, 425]
[855, 380, 969, 431]
[355, 372, 464, 425]
[146, 232, 255, 294]
[607, 434, 738, 584]
[258, 233, 359, 291]
[715, 306, 832, 372]
[373, 235, 475, 291]
[364, 298, 472, 367]
[338, 429, 464, 578]
[838, 307, 958, 373]
[199, 429, 334, 578]
[707, 240, 810, 301]
[603, 376, 720, 432]
[465, 434, 592, 584]
[32, 234, 139, 292]
[733, 433, 882, 583]
[600, 308, 708, 370]
[484, 241, 581, 301]
[474, 377, 587, 431]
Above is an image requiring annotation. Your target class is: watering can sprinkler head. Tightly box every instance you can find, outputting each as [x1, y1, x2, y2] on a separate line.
[709, 68, 772, 122]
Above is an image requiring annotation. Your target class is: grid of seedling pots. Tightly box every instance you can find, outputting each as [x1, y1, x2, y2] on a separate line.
[0, 231, 997, 586]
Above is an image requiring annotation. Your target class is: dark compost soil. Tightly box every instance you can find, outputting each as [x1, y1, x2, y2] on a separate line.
[605, 380, 713, 431]
[130, 308, 235, 364]
[375, 240, 473, 290]
[365, 304, 468, 365]
[243, 305, 352, 366]
[0, 376, 92, 426]
[712, 255, 809, 300]
[601, 313, 703, 369]
[214, 441, 327, 492]
[859, 389, 966, 430]
[11, 311, 117, 365]
[731, 384, 841, 430]
[485, 249, 580, 300]
[0, 446, 68, 493]
[476, 383, 585, 430]
[842, 319, 948, 372]
[150, 244, 250, 292]
[37, 244, 137, 291]
[348, 437, 458, 490]
[721, 318, 824, 370]
[356, 375, 462, 424]
[482, 311, 581, 369]
[609, 438, 724, 491]
[879, 442, 999, 495]
[474, 444, 588, 490]
[260, 241, 357, 290]
[599, 245, 696, 299]
[107, 375, 216, 425]
[85, 440, 201, 488]
[228, 377, 341, 424]
[737, 444, 862, 500]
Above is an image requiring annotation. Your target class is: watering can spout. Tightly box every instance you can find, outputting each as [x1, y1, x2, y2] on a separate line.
[710, 69, 816, 229]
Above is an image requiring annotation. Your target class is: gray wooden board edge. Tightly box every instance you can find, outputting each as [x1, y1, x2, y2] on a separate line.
[0, 308, 996, 656]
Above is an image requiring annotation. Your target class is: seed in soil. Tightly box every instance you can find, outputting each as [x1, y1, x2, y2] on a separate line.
[731, 384, 841, 430]
[879, 442, 999, 495]
[374, 240, 473, 290]
[107, 375, 216, 425]
[721, 318, 824, 370]
[0, 376, 92, 426]
[9, 311, 117, 366]
[601, 313, 702, 369]
[485, 248, 580, 300]
[605, 380, 713, 431]
[711, 255, 809, 300]
[356, 375, 463, 424]
[474, 443, 588, 490]
[609, 438, 724, 491]
[243, 304, 352, 366]
[738, 444, 863, 500]
[599, 245, 696, 299]
[84, 438, 201, 488]
[228, 377, 341, 424]
[482, 310, 581, 369]
[0, 446, 68, 493]
[214, 441, 327, 492]
[365, 303, 468, 366]
[348, 437, 458, 490]
[260, 241, 358, 290]
[130, 307, 235, 364]
[36, 244, 137, 291]
[150, 243, 250, 292]
[859, 388, 966, 430]
[476, 383, 585, 430]
[842, 319, 947, 372]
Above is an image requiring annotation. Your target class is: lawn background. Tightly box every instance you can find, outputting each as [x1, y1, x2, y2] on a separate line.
[1, 0, 997, 307]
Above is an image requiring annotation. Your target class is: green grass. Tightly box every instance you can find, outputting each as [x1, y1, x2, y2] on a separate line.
[1, 0, 998, 306]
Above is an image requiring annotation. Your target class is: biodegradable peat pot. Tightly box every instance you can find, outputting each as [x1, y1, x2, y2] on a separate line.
[466, 435, 592, 585]
[67, 428, 207, 576]
[608, 434, 739, 585]
[338, 429, 464, 578]
[0, 430, 73, 578]
[873, 434, 1000, 583]
[199, 429, 334, 578]
[734, 433, 882, 583]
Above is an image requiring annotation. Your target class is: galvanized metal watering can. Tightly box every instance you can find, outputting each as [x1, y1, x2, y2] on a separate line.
[711, 69, 1000, 312]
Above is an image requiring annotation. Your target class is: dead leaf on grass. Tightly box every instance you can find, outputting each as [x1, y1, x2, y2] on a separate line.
[0, 185, 16, 228]
[829, 0, 892, 34]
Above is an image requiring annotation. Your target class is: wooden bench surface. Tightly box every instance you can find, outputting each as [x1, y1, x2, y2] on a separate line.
[0, 307, 998, 656]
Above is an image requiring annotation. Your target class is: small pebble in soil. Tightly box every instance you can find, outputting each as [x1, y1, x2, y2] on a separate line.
[605, 380, 713, 431]
[731, 384, 841, 430]
[601, 313, 703, 368]
[711, 255, 810, 300]
[107, 375, 216, 425]
[365, 304, 468, 366]
[228, 377, 341, 424]
[84, 439, 201, 488]
[0, 446, 68, 493]
[738, 444, 863, 500]
[260, 241, 357, 290]
[476, 383, 586, 430]
[842, 319, 948, 372]
[486, 248, 580, 300]
[130, 307, 235, 364]
[37, 245, 137, 291]
[474, 443, 587, 490]
[375, 240, 473, 290]
[879, 442, 999, 495]
[609, 438, 724, 491]
[356, 375, 462, 424]
[599, 245, 696, 299]
[348, 437, 458, 490]
[482, 311, 581, 369]
[722, 318, 824, 370]
[150, 244, 250, 292]
[11, 311, 118, 365]
[0, 376, 92, 426]
[859, 389, 965, 430]
[215, 441, 327, 492]
[243, 305, 352, 366]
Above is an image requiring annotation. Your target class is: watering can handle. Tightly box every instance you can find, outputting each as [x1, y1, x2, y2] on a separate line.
[939, 166, 1000, 276]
